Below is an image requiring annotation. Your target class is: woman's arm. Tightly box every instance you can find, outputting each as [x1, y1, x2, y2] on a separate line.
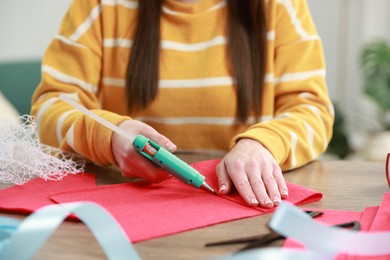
[217, 0, 334, 207]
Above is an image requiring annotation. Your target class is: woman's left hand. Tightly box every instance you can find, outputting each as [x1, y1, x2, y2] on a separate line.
[216, 138, 288, 208]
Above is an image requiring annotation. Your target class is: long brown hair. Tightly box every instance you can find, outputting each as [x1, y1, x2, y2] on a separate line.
[126, 0, 267, 122]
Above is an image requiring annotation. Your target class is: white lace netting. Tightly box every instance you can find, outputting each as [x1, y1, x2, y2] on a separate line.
[0, 115, 85, 185]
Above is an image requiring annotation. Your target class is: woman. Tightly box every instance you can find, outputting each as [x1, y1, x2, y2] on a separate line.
[31, 0, 334, 208]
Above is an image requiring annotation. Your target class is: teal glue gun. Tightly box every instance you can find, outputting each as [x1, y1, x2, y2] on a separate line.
[57, 94, 215, 193]
[132, 134, 215, 194]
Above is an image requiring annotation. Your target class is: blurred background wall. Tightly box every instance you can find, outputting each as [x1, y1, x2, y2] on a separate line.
[0, 0, 71, 62]
[1, 0, 390, 161]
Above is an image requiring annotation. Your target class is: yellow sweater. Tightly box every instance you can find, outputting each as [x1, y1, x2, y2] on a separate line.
[31, 0, 334, 171]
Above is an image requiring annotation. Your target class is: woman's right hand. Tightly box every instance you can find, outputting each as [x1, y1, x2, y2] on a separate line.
[111, 119, 177, 183]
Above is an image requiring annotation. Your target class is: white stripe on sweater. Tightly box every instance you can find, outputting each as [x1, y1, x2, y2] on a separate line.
[63, 1, 305, 54]
[57, 109, 77, 144]
[304, 121, 316, 160]
[36, 97, 58, 134]
[208, 1, 226, 11]
[133, 115, 272, 125]
[102, 69, 320, 89]
[267, 31, 275, 41]
[289, 130, 298, 169]
[276, 69, 325, 84]
[103, 75, 278, 89]
[300, 104, 328, 150]
[54, 35, 87, 49]
[103, 38, 132, 48]
[102, 0, 138, 9]
[300, 104, 322, 121]
[298, 92, 315, 99]
[103, 32, 275, 49]
[277, 0, 319, 41]
[42, 66, 97, 94]
[104, 37, 227, 51]
[160, 77, 234, 88]
[162, 36, 226, 52]
[162, 0, 225, 15]
[69, 5, 102, 42]
[103, 76, 235, 88]
[68, 1, 137, 43]
[65, 123, 80, 155]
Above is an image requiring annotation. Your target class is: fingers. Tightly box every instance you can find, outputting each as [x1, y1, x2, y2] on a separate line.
[273, 166, 289, 199]
[222, 159, 261, 207]
[112, 119, 176, 183]
[236, 164, 287, 208]
[216, 139, 288, 208]
[216, 161, 233, 195]
[121, 151, 170, 183]
[152, 134, 177, 153]
[116, 119, 177, 152]
[122, 166, 170, 183]
[226, 163, 284, 208]
[141, 128, 177, 153]
[246, 161, 277, 208]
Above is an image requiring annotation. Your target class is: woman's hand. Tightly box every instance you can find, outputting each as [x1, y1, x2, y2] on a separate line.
[216, 138, 288, 208]
[111, 120, 177, 182]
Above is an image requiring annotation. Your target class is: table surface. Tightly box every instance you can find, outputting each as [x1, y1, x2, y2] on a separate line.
[0, 156, 388, 260]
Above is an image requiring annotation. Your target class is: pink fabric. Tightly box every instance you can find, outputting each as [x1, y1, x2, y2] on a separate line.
[49, 159, 322, 242]
[0, 174, 96, 213]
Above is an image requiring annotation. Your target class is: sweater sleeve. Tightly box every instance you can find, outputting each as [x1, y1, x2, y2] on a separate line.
[30, 0, 129, 166]
[231, 0, 334, 171]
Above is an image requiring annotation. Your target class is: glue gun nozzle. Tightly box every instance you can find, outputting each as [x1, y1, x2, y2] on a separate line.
[201, 181, 216, 194]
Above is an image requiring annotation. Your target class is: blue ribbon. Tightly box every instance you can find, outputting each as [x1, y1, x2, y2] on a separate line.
[0, 202, 140, 259]
[270, 202, 390, 256]
[214, 248, 331, 260]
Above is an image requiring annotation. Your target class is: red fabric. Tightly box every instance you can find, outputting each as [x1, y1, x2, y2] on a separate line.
[49, 159, 322, 242]
[369, 193, 390, 232]
[359, 206, 379, 232]
[0, 174, 96, 213]
[0, 159, 322, 242]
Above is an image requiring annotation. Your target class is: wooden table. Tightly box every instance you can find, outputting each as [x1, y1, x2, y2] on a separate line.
[0, 158, 388, 260]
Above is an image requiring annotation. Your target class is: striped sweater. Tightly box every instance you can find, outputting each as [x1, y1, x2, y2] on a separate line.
[31, 0, 334, 171]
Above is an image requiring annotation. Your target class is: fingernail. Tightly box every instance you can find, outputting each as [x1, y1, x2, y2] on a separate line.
[250, 198, 259, 206]
[219, 184, 227, 193]
[165, 143, 176, 152]
[281, 190, 288, 199]
[263, 199, 273, 208]
[273, 196, 281, 205]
